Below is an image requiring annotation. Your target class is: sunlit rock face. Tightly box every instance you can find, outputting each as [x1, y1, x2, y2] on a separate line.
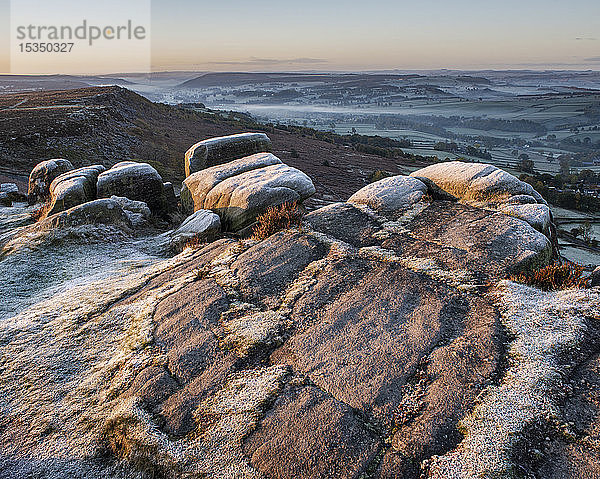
[183, 153, 315, 231]
[0, 161, 597, 479]
[28, 158, 74, 204]
[411, 160, 558, 255]
[348, 175, 428, 213]
[411, 161, 546, 205]
[185, 133, 273, 177]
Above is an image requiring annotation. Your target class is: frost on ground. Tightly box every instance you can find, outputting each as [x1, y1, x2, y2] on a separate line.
[0, 234, 293, 479]
[0, 161, 590, 478]
[427, 282, 600, 478]
[0, 249, 198, 478]
[106, 365, 288, 479]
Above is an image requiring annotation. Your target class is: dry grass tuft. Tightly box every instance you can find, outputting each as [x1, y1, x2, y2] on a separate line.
[510, 262, 588, 291]
[252, 202, 304, 241]
[183, 235, 211, 250]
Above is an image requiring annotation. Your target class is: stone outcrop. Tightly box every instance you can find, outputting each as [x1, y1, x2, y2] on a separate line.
[39, 198, 134, 230]
[110, 195, 152, 227]
[97, 161, 166, 214]
[185, 132, 272, 177]
[169, 209, 221, 251]
[410, 161, 557, 248]
[183, 153, 315, 231]
[1, 160, 597, 479]
[0, 197, 157, 258]
[27, 158, 74, 204]
[410, 161, 546, 205]
[348, 175, 428, 213]
[44, 165, 106, 218]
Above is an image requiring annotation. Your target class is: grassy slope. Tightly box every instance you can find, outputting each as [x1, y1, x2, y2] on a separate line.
[0, 86, 433, 204]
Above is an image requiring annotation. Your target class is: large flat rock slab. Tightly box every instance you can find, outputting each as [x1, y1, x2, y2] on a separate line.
[244, 385, 381, 479]
[4, 161, 586, 479]
[273, 259, 503, 428]
[403, 201, 552, 274]
[231, 231, 328, 307]
[303, 202, 382, 247]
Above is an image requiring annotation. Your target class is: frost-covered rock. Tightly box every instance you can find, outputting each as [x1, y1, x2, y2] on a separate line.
[41, 198, 132, 229]
[411, 161, 545, 205]
[28, 158, 74, 204]
[185, 132, 272, 177]
[169, 209, 221, 250]
[2, 173, 579, 478]
[499, 203, 552, 234]
[183, 153, 314, 231]
[1, 198, 135, 255]
[97, 161, 165, 213]
[110, 195, 152, 227]
[44, 165, 106, 218]
[182, 152, 282, 214]
[410, 161, 557, 249]
[0, 184, 27, 204]
[503, 194, 539, 205]
[348, 175, 428, 213]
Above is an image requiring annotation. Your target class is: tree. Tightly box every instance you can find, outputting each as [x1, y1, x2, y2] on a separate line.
[518, 158, 535, 173]
[579, 169, 596, 184]
[559, 156, 572, 176]
[581, 221, 593, 244]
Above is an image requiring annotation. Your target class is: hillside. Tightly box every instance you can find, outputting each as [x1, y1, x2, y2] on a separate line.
[0, 86, 430, 207]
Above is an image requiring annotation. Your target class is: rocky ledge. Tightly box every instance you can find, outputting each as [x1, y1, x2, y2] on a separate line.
[0, 137, 598, 479]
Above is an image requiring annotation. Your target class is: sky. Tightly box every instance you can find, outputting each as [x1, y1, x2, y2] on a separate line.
[1, 0, 600, 74]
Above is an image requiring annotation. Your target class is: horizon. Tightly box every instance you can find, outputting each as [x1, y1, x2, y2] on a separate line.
[1, 68, 600, 77]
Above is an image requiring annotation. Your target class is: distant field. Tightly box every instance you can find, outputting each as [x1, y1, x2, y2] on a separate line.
[392, 95, 600, 126]
[332, 123, 447, 144]
[559, 244, 600, 266]
[446, 127, 539, 140]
